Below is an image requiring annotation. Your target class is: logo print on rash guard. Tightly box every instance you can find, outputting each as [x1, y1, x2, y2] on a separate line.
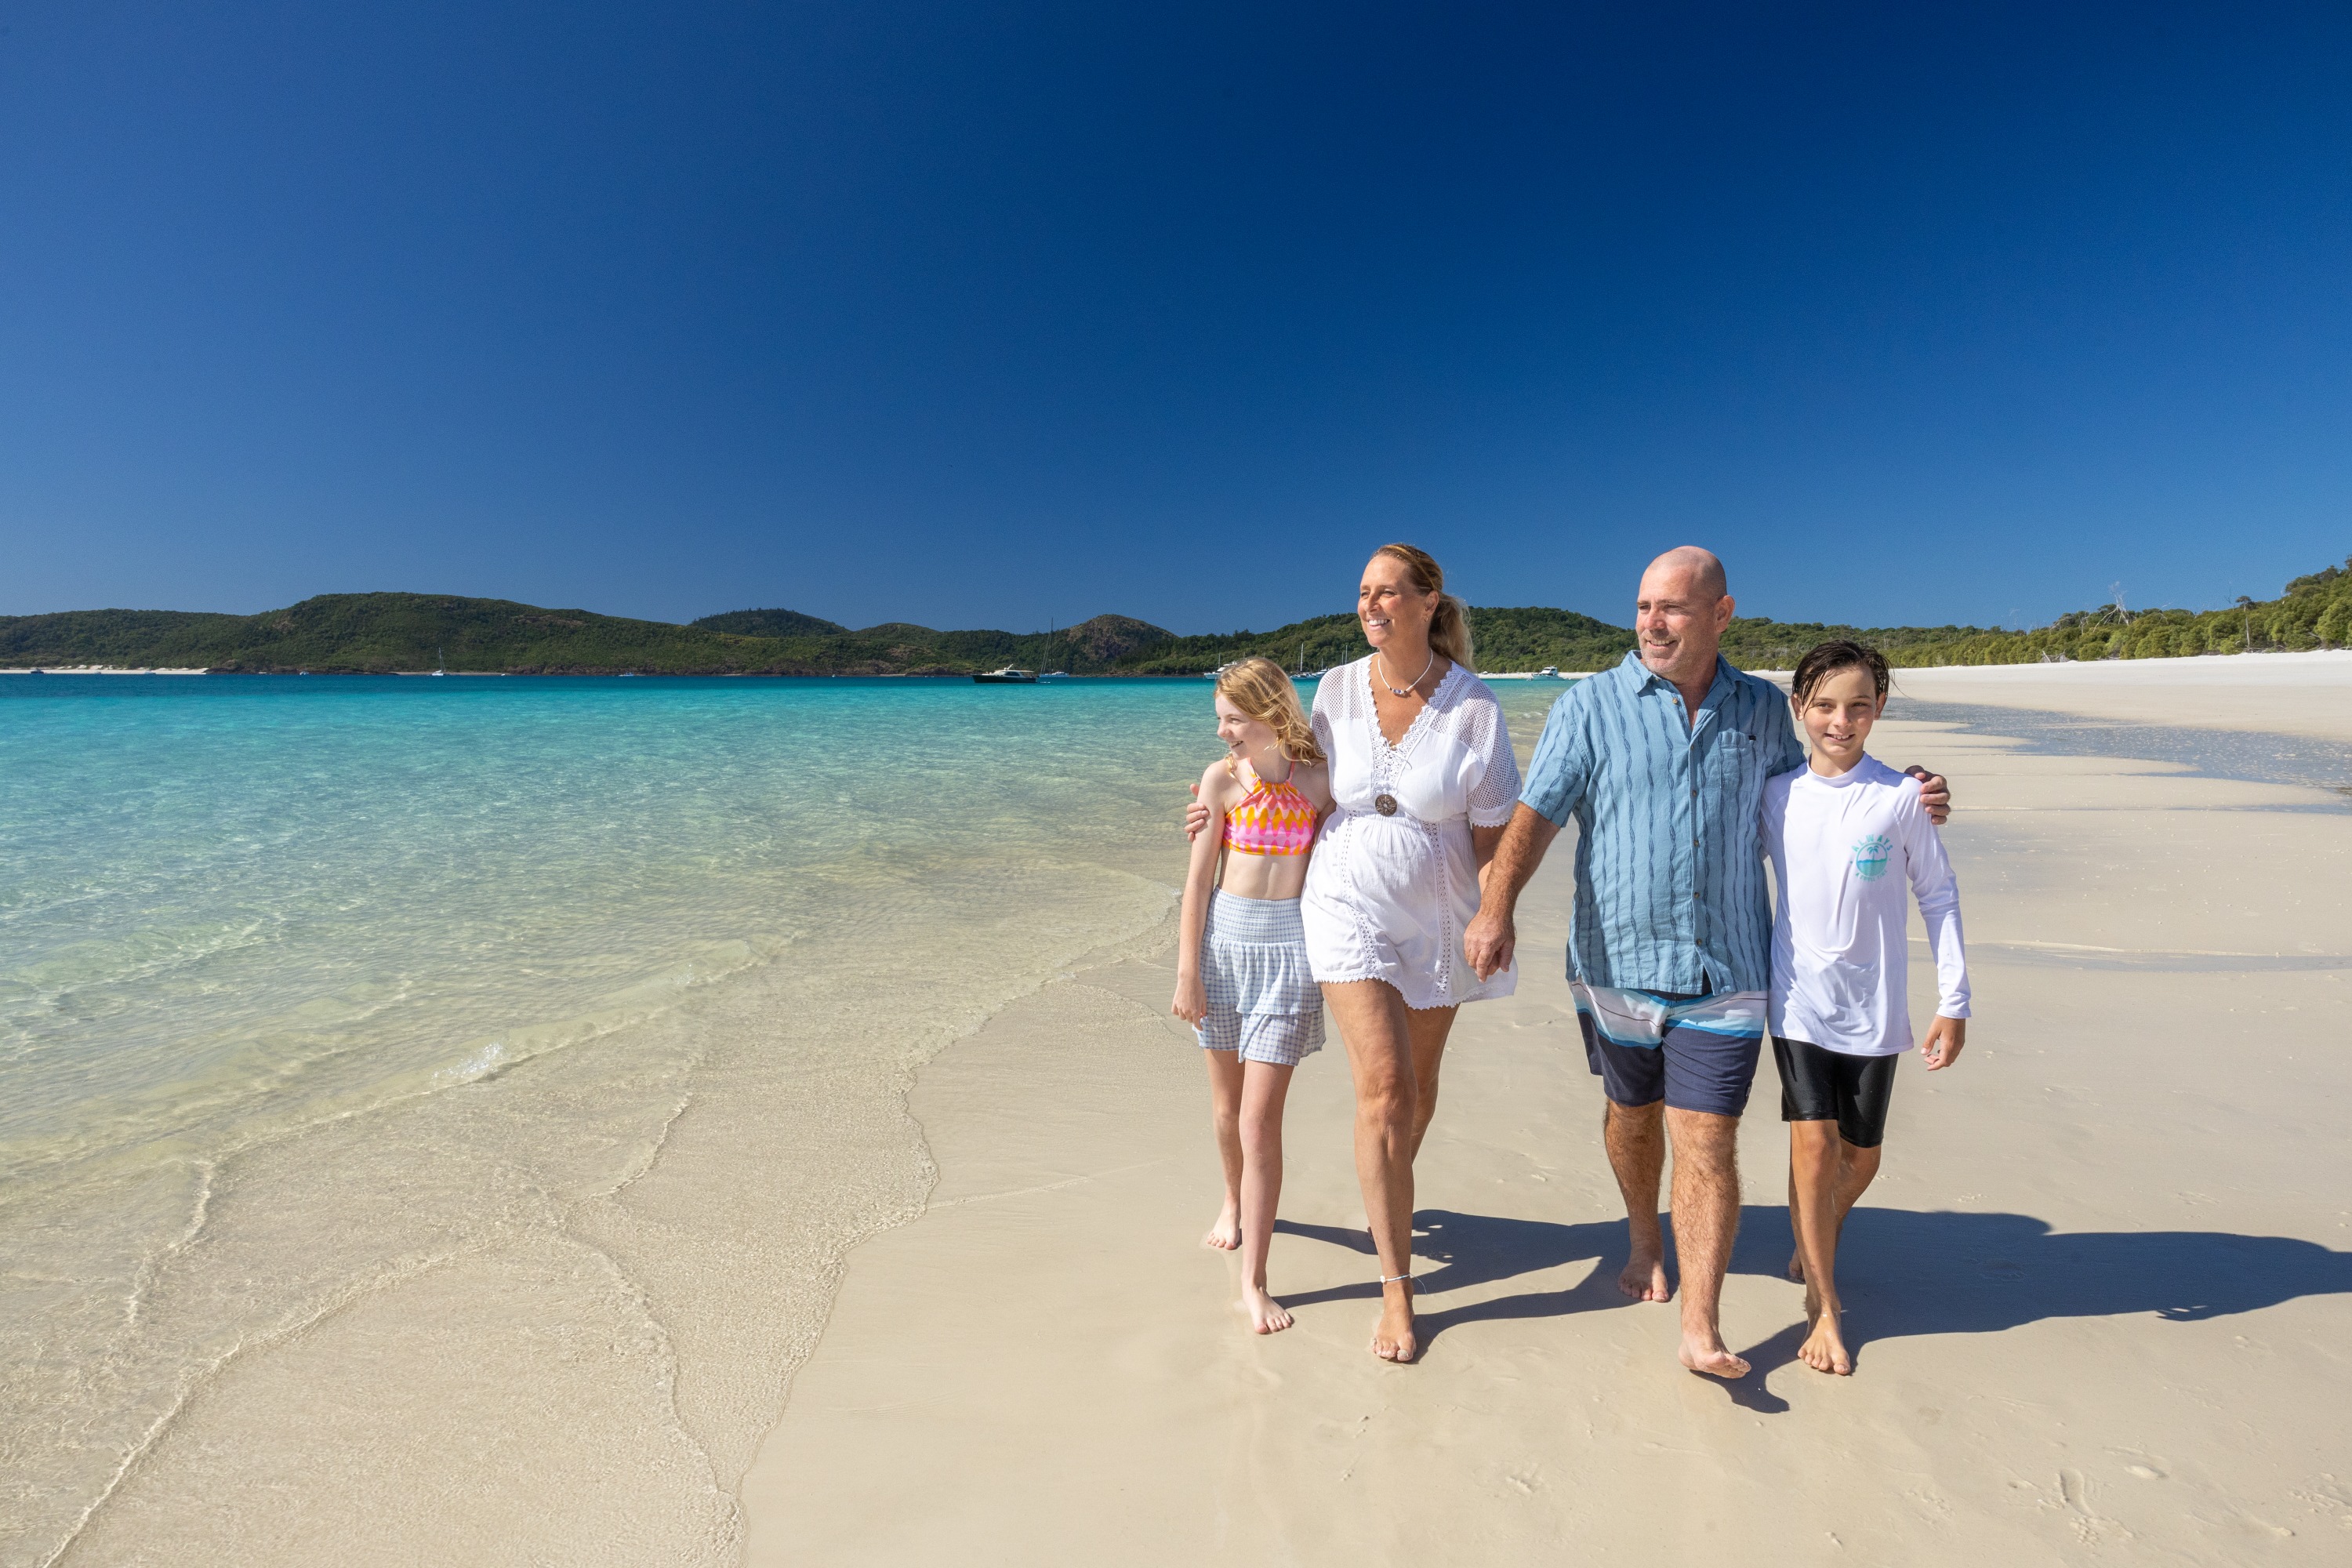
[1850, 833, 1893, 881]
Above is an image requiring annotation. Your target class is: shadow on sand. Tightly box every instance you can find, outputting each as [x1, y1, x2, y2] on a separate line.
[1274, 1206, 2352, 1393]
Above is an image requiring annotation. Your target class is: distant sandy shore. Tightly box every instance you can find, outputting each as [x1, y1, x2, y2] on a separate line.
[739, 661, 2352, 1563]
[1893, 648, 2352, 742]
[0, 666, 209, 675]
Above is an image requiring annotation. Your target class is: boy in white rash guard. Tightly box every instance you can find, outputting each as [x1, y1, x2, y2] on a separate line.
[1762, 640, 1970, 1377]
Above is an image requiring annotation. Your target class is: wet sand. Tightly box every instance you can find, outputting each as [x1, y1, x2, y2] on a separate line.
[739, 672, 2352, 1563]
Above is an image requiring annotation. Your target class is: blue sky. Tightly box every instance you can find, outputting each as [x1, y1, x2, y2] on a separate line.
[3, 2, 2347, 633]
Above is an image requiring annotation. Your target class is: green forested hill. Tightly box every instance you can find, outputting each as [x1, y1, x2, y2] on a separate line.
[6, 554, 2346, 674]
[0, 608, 245, 666]
[691, 608, 849, 637]
[1112, 605, 1635, 675]
[1864, 555, 2352, 666]
[0, 595, 1178, 674]
[0, 595, 793, 673]
[660, 611, 1174, 673]
[1720, 617, 2009, 669]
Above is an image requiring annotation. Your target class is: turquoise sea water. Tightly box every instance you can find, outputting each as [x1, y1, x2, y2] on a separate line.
[0, 675, 1220, 1186]
[0, 673, 1240, 1565]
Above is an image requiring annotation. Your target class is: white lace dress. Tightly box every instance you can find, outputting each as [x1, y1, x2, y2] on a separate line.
[1301, 657, 1523, 1009]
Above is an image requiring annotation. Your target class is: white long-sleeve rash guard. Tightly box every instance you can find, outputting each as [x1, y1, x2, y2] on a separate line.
[1762, 754, 1970, 1057]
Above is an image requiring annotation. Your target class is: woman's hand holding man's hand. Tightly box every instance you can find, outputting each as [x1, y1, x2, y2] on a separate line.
[1461, 907, 1515, 982]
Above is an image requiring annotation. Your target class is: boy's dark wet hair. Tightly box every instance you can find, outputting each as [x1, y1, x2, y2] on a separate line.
[1791, 640, 1890, 706]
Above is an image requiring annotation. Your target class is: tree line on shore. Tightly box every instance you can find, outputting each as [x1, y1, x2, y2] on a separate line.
[5, 554, 2344, 676]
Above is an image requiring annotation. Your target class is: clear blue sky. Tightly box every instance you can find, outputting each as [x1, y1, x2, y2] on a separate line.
[4, 2, 2347, 633]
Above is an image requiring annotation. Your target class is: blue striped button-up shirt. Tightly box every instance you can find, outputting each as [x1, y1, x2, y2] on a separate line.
[1519, 651, 1804, 994]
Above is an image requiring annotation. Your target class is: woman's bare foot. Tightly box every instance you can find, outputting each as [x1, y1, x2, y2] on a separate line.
[1618, 1249, 1672, 1301]
[1799, 1303, 1853, 1374]
[1240, 1283, 1293, 1334]
[1678, 1331, 1751, 1380]
[1203, 1200, 1240, 1250]
[1370, 1281, 1418, 1363]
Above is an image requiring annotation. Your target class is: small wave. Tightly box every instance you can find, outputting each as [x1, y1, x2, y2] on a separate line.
[0, 937, 788, 1196]
[434, 1038, 510, 1087]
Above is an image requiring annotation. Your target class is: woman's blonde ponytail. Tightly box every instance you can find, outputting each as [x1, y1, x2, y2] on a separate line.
[1374, 543, 1475, 671]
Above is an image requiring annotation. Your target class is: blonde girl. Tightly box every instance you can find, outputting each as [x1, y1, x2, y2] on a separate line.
[1171, 656, 1334, 1334]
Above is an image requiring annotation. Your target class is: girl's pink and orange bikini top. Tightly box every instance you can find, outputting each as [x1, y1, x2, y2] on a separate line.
[1224, 761, 1318, 856]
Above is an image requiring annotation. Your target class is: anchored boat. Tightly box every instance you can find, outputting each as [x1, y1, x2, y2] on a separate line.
[973, 666, 1039, 684]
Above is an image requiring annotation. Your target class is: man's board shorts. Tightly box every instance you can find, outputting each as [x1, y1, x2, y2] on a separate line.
[1772, 1036, 1897, 1148]
[1572, 982, 1766, 1117]
[1196, 889, 1324, 1068]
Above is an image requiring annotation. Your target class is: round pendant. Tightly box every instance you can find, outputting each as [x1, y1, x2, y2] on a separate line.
[1374, 793, 1399, 817]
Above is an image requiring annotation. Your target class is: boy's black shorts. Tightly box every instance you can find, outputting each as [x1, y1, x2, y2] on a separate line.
[1773, 1036, 1897, 1149]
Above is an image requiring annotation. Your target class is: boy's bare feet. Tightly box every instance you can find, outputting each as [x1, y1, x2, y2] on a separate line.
[1799, 1301, 1853, 1374]
[1240, 1284, 1293, 1334]
[1619, 1248, 1672, 1301]
[1370, 1281, 1418, 1363]
[1203, 1200, 1240, 1250]
[1678, 1330, 1751, 1379]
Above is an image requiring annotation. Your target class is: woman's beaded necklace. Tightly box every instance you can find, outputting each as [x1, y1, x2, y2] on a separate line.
[1375, 648, 1435, 697]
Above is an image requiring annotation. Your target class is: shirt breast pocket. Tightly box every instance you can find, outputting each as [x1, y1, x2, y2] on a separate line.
[1704, 731, 1762, 812]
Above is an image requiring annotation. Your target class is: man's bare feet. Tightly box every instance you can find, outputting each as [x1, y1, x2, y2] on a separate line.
[1799, 1303, 1853, 1374]
[1677, 1332, 1751, 1380]
[1203, 1201, 1240, 1250]
[1240, 1283, 1294, 1334]
[1618, 1250, 1672, 1301]
[1370, 1282, 1418, 1363]
[1786, 1250, 1806, 1283]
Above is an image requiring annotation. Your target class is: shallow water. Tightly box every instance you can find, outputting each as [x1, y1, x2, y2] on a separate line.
[1, 677, 1226, 1184]
[0, 674, 1220, 1565]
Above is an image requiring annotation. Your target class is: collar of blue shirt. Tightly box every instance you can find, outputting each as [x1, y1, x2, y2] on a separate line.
[1617, 649, 1746, 735]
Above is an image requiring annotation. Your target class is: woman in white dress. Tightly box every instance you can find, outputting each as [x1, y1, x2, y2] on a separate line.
[1226, 544, 1521, 1362]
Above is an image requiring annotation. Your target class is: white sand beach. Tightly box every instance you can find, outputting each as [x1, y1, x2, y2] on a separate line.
[738, 662, 2352, 1563]
[1894, 648, 2352, 742]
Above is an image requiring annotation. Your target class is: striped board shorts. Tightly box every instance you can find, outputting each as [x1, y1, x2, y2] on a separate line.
[1197, 889, 1324, 1067]
[1571, 981, 1768, 1117]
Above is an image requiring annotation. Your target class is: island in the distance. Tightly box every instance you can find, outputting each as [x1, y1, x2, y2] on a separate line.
[3, 555, 2345, 676]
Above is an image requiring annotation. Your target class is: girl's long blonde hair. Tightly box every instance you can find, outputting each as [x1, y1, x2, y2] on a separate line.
[1216, 656, 1325, 765]
[1374, 542, 1475, 670]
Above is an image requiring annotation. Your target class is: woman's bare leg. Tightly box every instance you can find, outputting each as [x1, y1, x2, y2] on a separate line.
[1203, 1051, 1243, 1250]
[1236, 1060, 1297, 1332]
[1404, 1004, 1459, 1162]
[1323, 979, 1431, 1362]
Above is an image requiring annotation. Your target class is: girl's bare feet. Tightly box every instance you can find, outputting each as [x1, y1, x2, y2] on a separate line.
[1799, 1295, 1853, 1374]
[1203, 1200, 1240, 1250]
[1240, 1283, 1293, 1334]
[1370, 1279, 1418, 1362]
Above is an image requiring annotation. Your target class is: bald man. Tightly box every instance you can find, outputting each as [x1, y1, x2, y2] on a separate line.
[1462, 546, 1948, 1379]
